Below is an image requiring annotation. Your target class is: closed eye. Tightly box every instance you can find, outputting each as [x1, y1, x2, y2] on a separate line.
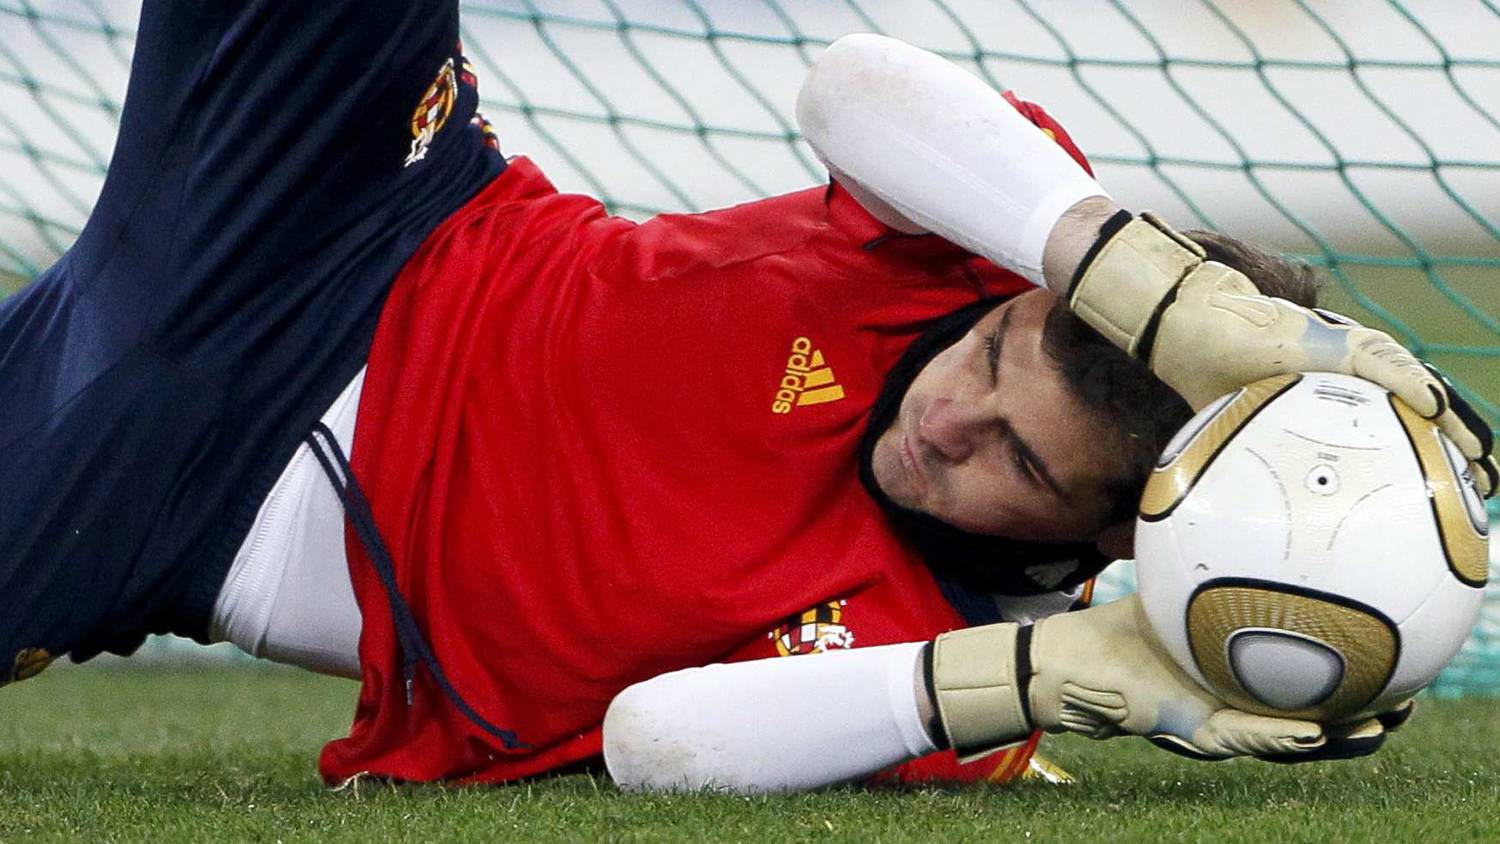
[999, 423, 1041, 488]
[1012, 440, 1040, 486]
[1000, 418, 1063, 498]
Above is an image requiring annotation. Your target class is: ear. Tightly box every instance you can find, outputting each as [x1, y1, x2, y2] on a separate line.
[1094, 519, 1136, 560]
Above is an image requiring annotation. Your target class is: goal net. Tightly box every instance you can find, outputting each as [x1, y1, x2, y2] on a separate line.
[3, 0, 1498, 693]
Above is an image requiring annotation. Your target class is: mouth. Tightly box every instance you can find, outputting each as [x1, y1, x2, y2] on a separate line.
[899, 422, 928, 496]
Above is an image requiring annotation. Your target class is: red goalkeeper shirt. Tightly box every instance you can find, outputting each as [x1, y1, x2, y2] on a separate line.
[320, 96, 1091, 785]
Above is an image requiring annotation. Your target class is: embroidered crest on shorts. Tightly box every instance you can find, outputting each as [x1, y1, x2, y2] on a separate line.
[769, 600, 855, 656]
[6, 647, 53, 685]
[405, 58, 458, 168]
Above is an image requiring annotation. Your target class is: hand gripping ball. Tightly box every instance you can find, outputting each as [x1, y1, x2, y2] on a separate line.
[1134, 372, 1489, 723]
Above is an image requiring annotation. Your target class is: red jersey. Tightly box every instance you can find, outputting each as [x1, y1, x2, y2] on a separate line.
[320, 96, 1092, 785]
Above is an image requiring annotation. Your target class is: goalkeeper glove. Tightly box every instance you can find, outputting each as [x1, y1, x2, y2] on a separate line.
[928, 595, 1328, 761]
[1066, 211, 1496, 497]
[1257, 699, 1415, 764]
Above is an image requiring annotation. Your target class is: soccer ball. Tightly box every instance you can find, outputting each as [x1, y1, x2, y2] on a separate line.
[1134, 372, 1490, 723]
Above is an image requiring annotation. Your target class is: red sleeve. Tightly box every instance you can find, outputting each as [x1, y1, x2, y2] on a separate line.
[1002, 91, 1095, 177]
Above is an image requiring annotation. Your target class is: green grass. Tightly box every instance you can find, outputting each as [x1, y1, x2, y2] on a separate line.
[2, 665, 1500, 842]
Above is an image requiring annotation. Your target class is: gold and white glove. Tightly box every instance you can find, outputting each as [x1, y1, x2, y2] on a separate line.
[928, 595, 1326, 760]
[1067, 211, 1497, 497]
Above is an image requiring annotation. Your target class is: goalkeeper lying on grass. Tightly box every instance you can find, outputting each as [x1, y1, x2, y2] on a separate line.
[1, 3, 1491, 791]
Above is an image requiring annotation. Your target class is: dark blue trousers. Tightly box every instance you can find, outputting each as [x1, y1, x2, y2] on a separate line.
[0, 0, 502, 678]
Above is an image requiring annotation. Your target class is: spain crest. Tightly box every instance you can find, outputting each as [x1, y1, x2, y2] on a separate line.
[6, 647, 52, 686]
[769, 600, 855, 656]
[405, 58, 458, 168]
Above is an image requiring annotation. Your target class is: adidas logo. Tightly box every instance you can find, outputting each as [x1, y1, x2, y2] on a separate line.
[771, 337, 844, 414]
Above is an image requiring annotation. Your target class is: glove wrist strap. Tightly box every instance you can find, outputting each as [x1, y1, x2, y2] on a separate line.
[1067, 211, 1206, 357]
[930, 623, 1033, 760]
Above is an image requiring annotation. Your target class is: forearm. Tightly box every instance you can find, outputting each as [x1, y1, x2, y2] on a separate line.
[601, 587, 1097, 793]
[1041, 197, 1125, 292]
[603, 598, 1339, 793]
[796, 34, 1111, 290]
[603, 643, 941, 793]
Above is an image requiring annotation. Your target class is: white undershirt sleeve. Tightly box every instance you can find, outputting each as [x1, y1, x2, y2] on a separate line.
[603, 642, 939, 793]
[211, 370, 365, 680]
[795, 33, 1109, 286]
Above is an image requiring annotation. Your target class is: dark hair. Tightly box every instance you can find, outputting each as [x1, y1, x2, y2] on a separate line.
[1042, 229, 1322, 524]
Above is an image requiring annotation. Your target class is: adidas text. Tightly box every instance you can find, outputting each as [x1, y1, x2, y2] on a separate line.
[771, 336, 845, 414]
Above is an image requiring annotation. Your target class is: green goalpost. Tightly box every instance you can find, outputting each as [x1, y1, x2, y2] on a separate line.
[2, 0, 1497, 691]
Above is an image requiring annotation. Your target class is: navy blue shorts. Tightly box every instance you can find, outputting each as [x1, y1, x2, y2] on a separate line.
[0, 1, 503, 679]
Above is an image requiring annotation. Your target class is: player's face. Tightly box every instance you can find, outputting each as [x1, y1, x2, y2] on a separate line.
[870, 289, 1120, 542]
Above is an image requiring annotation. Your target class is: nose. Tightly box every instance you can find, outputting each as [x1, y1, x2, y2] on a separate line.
[917, 397, 984, 463]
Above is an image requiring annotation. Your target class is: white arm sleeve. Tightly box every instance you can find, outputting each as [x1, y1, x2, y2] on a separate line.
[795, 33, 1108, 286]
[603, 642, 938, 793]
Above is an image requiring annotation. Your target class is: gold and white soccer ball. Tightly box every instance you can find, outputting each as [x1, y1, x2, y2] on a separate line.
[1134, 372, 1490, 723]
